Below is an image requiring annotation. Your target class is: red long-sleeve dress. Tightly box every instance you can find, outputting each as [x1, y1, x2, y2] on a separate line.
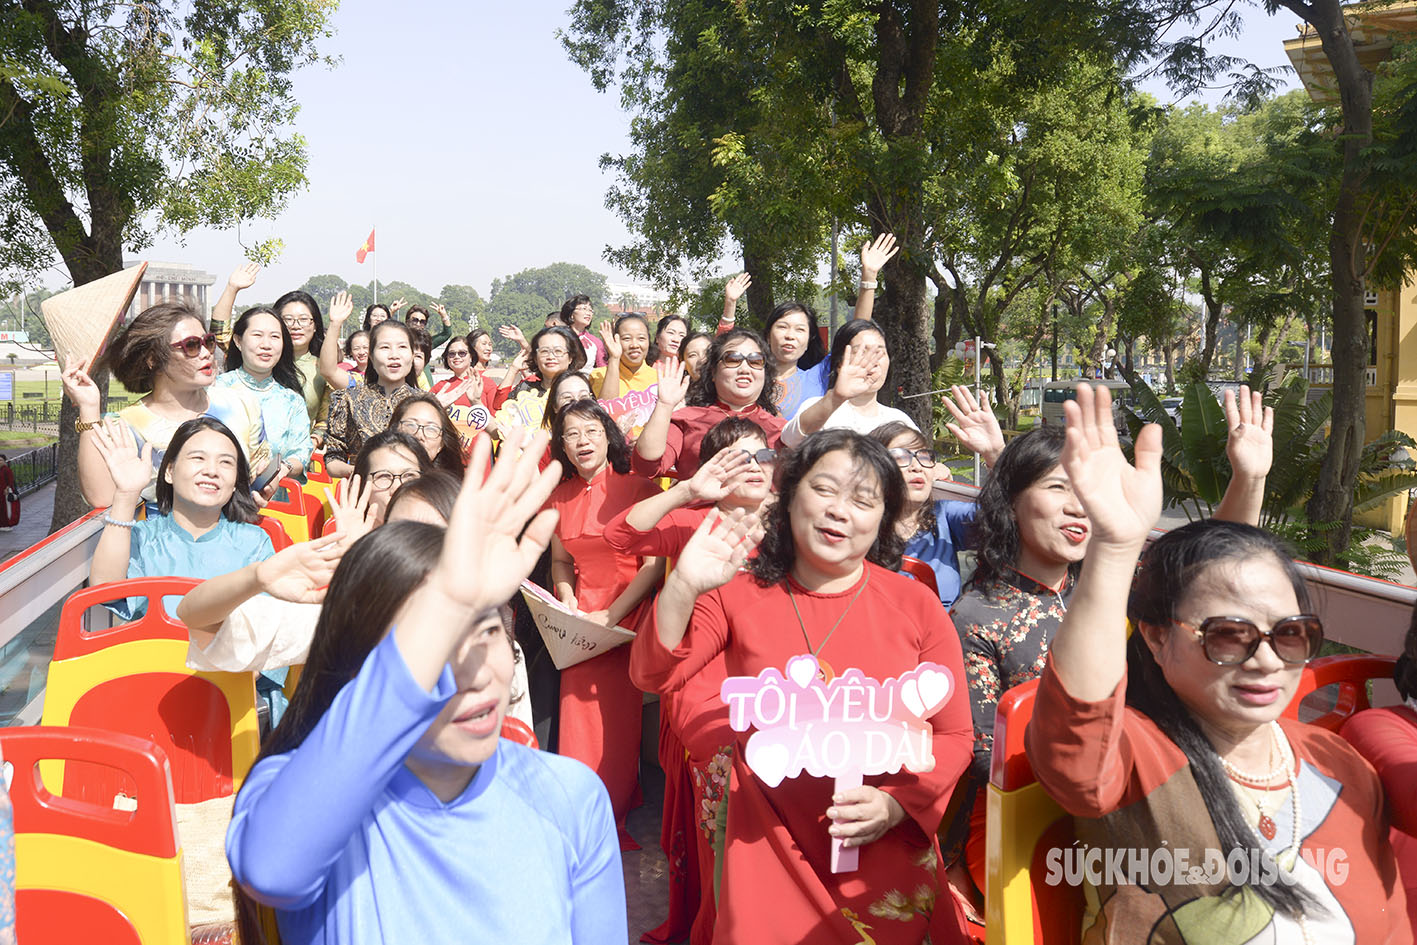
[548, 467, 662, 840]
[631, 562, 974, 945]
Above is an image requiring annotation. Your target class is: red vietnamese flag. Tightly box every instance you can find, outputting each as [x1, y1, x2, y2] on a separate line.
[355, 228, 375, 264]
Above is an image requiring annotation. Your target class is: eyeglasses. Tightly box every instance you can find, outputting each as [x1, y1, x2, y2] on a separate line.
[369, 470, 421, 491]
[169, 333, 218, 357]
[888, 447, 936, 469]
[733, 448, 777, 466]
[562, 426, 606, 444]
[397, 420, 443, 440]
[1176, 615, 1324, 666]
[721, 352, 766, 370]
[536, 347, 569, 358]
[447, 349, 471, 360]
[281, 316, 313, 329]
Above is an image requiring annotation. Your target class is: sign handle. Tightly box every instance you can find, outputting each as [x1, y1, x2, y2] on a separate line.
[830, 770, 864, 873]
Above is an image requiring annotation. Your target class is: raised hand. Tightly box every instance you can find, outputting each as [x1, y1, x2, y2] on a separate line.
[831, 343, 884, 401]
[60, 357, 102, 415]
[686, 448, 751, 503]
[598, 319, 623, 360]
[327, 474, 376, 543]
[860, 233, 899, 278]
[1224, 385, 1274, 482]
[1060, 384, 1162, 549]
[227, 263, 261, 291]
[389, 297, 406, 314]
[670, 507, 762, 596]
[432, 302, 450, 324]
[942, 384, 1005, 467]
[499, 324, 529, 351]
[91, 419, 151, 499]
[328, 291, 354, 326]
[428, 428, 562, 615]
[725, 272, 752, 303]
[655, 357, 690, 409]
[254, 534, 344, 604]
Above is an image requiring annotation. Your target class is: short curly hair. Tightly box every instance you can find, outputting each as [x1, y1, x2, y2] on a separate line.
[98, 300, 205, 394]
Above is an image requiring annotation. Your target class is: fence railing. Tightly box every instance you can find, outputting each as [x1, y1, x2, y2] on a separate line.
[5, 444, 58, 497]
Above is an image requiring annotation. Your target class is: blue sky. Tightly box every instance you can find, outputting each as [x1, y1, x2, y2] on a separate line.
[130, 1, 1305, 301]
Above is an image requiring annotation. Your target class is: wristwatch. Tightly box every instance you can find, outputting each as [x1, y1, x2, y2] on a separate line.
[75, 419, 100, 434]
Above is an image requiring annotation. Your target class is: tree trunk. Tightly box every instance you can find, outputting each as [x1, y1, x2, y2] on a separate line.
[876, 258, 933, 430]
[739, 247, 777, 331]
[1194, 266, 1224, 379]
[930, 287, 952, 374]
[1290, 0, 1373, 566]
[1162, 344, 1177, 392]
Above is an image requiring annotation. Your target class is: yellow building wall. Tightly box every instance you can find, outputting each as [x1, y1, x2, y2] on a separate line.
[1381, 280, 1417, 532]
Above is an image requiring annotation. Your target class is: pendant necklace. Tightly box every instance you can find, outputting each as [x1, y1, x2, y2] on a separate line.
[786, 569, 870, 684]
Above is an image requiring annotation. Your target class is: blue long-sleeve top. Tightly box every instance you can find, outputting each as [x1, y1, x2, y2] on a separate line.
[214, 369, 314, 474]
[902, 498, 974, 606]
[228, 632, 627, 945]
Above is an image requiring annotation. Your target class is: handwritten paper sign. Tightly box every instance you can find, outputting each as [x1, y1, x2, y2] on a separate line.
[520, 580, 636, 670]
[597, 384, 659, 439]
[494, 389, 548, 435]
[720, 654, 953, 872]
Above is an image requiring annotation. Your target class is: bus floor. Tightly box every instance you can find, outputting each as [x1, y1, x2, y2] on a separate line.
[624, 758, 675, 943]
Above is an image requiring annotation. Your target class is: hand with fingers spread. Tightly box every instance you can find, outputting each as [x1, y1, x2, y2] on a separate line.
[389, 297, 406, 315]
[1223, 385, 1274, 482]
[725, 273, 752, 304]
[255, 534, 344, 604]
[327, 474, 376, 545]
[328, 291, 354, 326]
[227, 263, 261, 292]
[61, 357, 102, 416]
[860, 233, 899, 279]
[499, 324, 529, 352]
[1060, 384, 1163, 549]
[686, 448, 752, 504]
[91, 419, 152, 500]
[666, 507, 762, 598]
[942, 384, 1005, 468]
[432, 302, 450, 325]
[655, 358, 690, 410]
[827, 786, 906, 848]
[598, 320, 622, 361]
[831, 343, 884, 402]
[427, 429, 563, 616]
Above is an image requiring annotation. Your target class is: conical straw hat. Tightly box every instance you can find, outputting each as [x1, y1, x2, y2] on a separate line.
[41, 262, 147, 368]
[520, 581, 636, 670]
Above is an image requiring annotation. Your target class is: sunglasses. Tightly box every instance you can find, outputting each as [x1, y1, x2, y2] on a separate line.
[407, 316, 428, 326]
[170, 333, 218, 357]
[447, 348, 471, 359]
[721, 351, 766, 370]
[1176, 615, 1324, 666]
[732, 447, 776, 466]
[888, 447, 936, 469]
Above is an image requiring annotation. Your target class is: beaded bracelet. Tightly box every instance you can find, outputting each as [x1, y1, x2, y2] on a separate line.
[101, 513, 137, 529]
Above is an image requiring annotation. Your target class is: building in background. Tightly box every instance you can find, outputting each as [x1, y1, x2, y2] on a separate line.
[122, 261, 217, 324]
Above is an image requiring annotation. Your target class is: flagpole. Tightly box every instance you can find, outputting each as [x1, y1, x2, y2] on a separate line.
[373, 224, 378, 306]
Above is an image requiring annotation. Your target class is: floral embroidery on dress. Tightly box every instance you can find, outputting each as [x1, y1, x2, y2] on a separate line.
[693, 746, 734, 840]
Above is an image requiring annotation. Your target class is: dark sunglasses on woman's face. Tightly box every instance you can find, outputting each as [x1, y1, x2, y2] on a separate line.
[169, 333, 218, 358]
[1176, 615, 1324, 666]
[732, 448, 777, 466]
[721, 351, 766, 370]
[447, 348, 470, 360]
[888, 447, 936, 469]
[407, 316, 427, 327]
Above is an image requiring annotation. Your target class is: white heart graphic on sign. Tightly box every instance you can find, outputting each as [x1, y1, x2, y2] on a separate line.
[748, 741, 791, 788]
[900, 679, 925, 718]
[915, 669, 951, 715]
[787, 655, 818, 689]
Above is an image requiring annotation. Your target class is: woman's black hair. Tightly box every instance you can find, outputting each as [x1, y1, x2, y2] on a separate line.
[351, 429, 433, 490]
[686, 328, 779, 414]
[542, 370, 595, 429]
[560, 294, 593, 322]
[868, 421, 936, 539]
[1397, 600, 1417, 702]
[527, 324, 587, 380]
[650, 313, 690, 364]
[548, 399, 632, 480]
[1125, 519, 1319, 920]
[343, 329, 369, 363]
[700, 416, 768, 466]
[826, 319, 887, 390]
[155, 417, 258, 524]
[966, 426, 1068, 591]
[441, 335, 471, 371]
[389, 393, 466, 477]
[386, 468, 463, 523]
[749, 429, 903, 585]
[273, 290, 325, 356]
[464, 329, 493, 369]
[765, 301, 827, 370]
[364, 320, 420, 389]
[225, 306, 303, 396]
[362, 303, 391, 332]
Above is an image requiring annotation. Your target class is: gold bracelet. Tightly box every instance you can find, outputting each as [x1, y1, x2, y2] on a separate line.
[75, 419, 100, 434]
